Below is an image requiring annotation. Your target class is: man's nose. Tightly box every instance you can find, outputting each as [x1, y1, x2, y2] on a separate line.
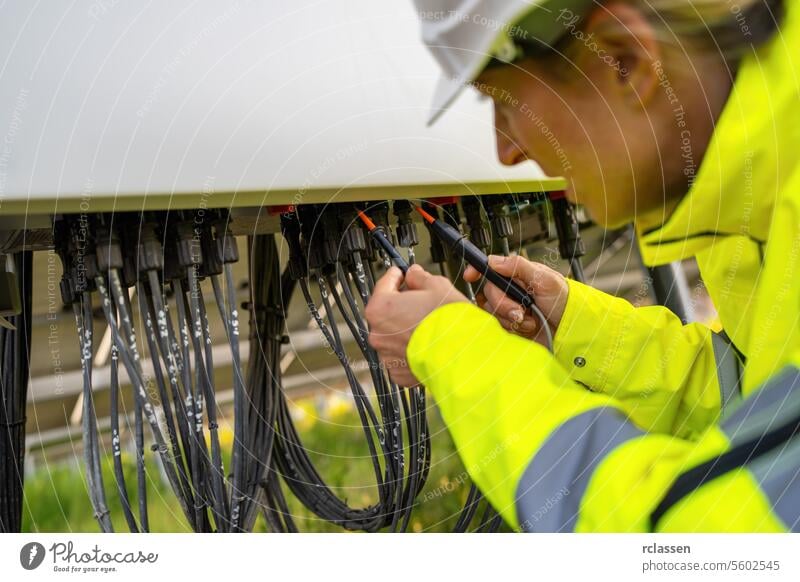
[493, 105, 527, 166]
[496, 131, 528, 166]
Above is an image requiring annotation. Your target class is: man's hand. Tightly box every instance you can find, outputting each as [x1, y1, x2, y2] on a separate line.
[365, 264, 468, 387]
[464, 255, 568, 346]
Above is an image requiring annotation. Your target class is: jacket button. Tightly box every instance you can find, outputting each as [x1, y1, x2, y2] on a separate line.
[574, 356, 586, 368]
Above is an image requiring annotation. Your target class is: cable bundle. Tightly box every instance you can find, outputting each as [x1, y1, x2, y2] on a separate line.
[242, 233, 296, 532]
[270, 209, 431, 531]
[55, 210, 257, 532]
[49, 203, 505, 533]
[0, 251, 32, 532]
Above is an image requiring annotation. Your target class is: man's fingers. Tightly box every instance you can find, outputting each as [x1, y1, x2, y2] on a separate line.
[483, 282, 527, 321]
[500, 314, 540, 334]
[372, 266, 404, 296]
[475, 291, 487, 310]
[404, 264, 433, 290]
[487, 255, 540, 288]
[463, 265, 481, 283]
[381, 356, 417, 387]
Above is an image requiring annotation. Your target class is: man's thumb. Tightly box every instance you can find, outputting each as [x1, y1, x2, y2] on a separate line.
[372, 266, 404, 295]
[404, 264, 432, 290]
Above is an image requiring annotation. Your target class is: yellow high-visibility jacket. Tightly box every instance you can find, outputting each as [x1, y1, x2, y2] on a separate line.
[408, 1, 800, 532]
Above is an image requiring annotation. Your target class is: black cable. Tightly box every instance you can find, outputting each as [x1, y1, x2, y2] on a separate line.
[349, 261, 407, 529]
[67, 225, 115, 534]
[397, 386, 419, 532]
[196, 286, 231, 529]
[322, 271, 398, 513]
[247, 239, 286, 536]
[454, 484, 481, 532]
[323, 273, 388, 479]
[145, 270, 199, 530]
[260, 469, 298, 533]
[169, 213, 228, 531]
[175, 280, 223, 528]
[414, 386, 432, 497]
[173, 278, 211, 531]
[0, 251, 31, 533]
[75, 292, 113, 532]
[108, 307, 139, 532]
[570, 258, 586, 283]
[138, 282, 195, 519]
[392, 209, 431, 531]
[549, 195, 586, 283]
[132, 345, 149, 533]
[241, 236, 279, 530]
[334, 256, 425, 532]
[97, 270, 192, 525]
[221, 261, 247, 531]
[117, 276, 150, 533]
[278, 278, 388, 528]
[270, 214, 409, 530]
[483, 513, 504, 533]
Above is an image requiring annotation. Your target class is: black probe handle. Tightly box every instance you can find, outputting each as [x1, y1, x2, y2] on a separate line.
[432, 221, 534, 310]
[370, 228, 409, 274]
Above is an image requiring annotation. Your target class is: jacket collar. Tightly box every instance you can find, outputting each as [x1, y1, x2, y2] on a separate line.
[636, 1, 800, 266]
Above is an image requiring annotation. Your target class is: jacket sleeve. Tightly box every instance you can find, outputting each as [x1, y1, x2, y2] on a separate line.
[551, 279, 740, 439]
[406, 303, 786, 532]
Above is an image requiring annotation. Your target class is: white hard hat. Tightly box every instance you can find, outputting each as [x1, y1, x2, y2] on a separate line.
[414, 0, 596, 125]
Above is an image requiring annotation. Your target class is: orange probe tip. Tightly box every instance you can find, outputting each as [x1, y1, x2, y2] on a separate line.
[356, 209, 376, 231]
[414, 205, 435, 224]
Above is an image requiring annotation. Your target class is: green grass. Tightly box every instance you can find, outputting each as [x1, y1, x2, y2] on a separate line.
[22, 400, 482, 532]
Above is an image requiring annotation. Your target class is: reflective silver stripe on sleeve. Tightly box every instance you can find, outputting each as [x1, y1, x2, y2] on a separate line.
[746, 435, 800, 531]
[515, 407, 643, 532]
[721, 368, 800, 443]
[711, 331, 743, 414]
[723, 368, 800, 531]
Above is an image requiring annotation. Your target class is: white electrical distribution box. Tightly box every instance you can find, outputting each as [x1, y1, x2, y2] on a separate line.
[0, 0, 563, 219]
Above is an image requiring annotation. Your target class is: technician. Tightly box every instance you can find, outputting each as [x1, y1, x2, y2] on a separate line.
[365, 0, 800, 531]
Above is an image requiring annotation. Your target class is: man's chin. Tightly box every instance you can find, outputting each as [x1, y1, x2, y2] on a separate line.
[561, 188, 634, 229]
[602, 216, 634, 230]
[581, 205, 632, 230]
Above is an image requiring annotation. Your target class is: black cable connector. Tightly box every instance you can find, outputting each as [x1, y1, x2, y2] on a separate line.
[486, 195, 513, 256]
[549, 192, 586, 282]
[280, 211, 307, 280]
[421, 203, 447, 273]
[356, 211, 409, 274]
[393, 200, 419, 249]
[462, 197, 492, 252]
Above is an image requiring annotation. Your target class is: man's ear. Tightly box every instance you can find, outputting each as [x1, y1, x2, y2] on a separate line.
[574, 1, 661, 106]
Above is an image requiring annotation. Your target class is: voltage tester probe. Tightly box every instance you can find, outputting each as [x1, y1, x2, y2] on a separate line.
[357, 210, 410, 274]
[358, 205, 553, 349]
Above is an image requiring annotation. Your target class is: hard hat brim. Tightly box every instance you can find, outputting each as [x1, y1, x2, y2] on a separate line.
[426, 55, 492, 127]
[423, 0, 595, 126]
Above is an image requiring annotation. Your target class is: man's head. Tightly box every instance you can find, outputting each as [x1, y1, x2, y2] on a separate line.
[417, 0, 782, 228]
